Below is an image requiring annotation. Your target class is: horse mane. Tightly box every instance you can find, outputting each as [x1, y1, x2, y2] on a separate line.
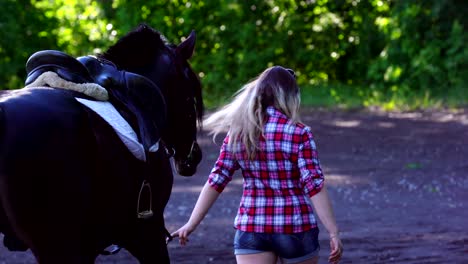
[189, 68, 204, 126]
[99, 23, 204, 126]
[99, 23, 167, 70]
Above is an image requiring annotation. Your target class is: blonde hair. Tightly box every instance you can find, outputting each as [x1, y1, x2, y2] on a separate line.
[204, 66, 301, 159]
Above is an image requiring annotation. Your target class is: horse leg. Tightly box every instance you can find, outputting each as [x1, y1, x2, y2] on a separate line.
[0, 161, 100, 264]
[128, 241, 169, 264]
[24, 220, 99, 264]
[125, 219, 170, 264]
[33, 250, 97, 264]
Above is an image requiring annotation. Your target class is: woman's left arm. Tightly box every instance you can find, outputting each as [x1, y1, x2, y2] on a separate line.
[171, 181, 221, 245]
[310, 185, 343, 263]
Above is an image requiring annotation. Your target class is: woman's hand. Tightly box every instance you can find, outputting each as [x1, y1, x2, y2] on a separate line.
[170, 182, 222, 246]
[171, 222, 196, 246]
[328, 234, 343, 263]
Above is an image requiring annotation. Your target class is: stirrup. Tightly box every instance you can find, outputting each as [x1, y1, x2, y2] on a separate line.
[101, 244, 121, 255]
[136, 180, 153, 219]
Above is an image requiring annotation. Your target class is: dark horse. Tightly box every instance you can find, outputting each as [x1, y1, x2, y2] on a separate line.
[0, 24, 203, 263]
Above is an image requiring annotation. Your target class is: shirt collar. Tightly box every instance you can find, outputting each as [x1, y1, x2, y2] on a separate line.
[266, 106, 288, 119]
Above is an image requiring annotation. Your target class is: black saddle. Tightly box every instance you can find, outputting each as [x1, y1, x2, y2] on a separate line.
[77, 56, 167, 151]
[25, 50, 94, 85]
[24, 50, 167, 152]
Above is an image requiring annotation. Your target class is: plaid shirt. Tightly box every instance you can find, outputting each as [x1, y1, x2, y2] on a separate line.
[208, 106, 325, 233]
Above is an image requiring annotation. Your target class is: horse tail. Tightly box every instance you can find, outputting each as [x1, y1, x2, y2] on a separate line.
[0, 104, 5, 172]
[0, 105, 4, 140]
[0, 106, 3, 141]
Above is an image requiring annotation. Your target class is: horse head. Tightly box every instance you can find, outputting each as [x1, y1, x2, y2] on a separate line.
[99, 24, 203, 176]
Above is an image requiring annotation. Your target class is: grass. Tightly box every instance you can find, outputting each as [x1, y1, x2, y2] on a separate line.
[300, 83, 364, 109]
[299, 83, 468, 111]
[200, 82, 467, 112]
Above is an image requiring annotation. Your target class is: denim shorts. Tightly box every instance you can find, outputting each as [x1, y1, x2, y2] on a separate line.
[233, 228, 320, 264]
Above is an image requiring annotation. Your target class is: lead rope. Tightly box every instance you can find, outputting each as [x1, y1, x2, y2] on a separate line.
[160, 141, 175, 245]
[165, 228, 173, 245]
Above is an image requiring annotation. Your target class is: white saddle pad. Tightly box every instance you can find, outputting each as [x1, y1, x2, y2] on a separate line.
[75, 98, 151, 162]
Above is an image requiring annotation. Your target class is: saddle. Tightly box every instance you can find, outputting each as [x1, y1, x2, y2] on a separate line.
[78, 56, 167, 151]
[24, 50, 167, 152]
[25, 50, 94, 85]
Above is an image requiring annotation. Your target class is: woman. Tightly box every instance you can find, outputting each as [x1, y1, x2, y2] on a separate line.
[172, 66, 343, 264]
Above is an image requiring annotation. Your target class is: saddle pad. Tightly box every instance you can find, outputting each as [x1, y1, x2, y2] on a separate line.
[75, 98, 150, 162]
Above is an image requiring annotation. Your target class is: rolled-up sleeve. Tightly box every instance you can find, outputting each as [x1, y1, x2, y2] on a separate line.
[208, 135, 240, 193]
[298, 129, 324, 197]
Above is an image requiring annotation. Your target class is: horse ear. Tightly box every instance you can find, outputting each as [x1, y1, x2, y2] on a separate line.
[177, 30, 196, 60]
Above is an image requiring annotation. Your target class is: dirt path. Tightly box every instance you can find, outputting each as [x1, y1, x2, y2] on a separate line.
[1, 108, 467, 263]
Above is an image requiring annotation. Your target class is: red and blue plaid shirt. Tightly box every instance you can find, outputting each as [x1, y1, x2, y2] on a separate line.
[208, 106, 325, 233]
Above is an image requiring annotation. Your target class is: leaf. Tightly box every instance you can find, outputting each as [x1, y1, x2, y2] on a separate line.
[405, 163, 422, 169]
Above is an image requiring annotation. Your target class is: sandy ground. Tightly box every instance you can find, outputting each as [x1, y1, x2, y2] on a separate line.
[1, 107, 467, 264]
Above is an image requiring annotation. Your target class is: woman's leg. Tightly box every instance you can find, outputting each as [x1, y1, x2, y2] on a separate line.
[236, 251, 277, 264]
[280, 255, 318, 264]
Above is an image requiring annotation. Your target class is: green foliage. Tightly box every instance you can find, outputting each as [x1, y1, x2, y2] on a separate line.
[0, 0, 467, 109]
[366, 0, 468, 108]
[0, 0, 58, 89]
[31, 0, 112, 55]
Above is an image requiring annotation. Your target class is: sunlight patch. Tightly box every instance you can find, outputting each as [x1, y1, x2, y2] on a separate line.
[329, 120, 361, 128]
[377, 121, 395, 128]
[326, 173, 370, 186]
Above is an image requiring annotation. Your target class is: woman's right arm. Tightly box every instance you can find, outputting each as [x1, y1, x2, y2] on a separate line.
[172, 135, 238, 245]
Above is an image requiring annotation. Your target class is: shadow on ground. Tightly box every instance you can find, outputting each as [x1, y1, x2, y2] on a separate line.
[1, 108, 467, 264]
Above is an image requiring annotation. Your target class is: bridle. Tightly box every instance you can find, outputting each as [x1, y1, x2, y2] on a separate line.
[178, 140, 201, 169]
